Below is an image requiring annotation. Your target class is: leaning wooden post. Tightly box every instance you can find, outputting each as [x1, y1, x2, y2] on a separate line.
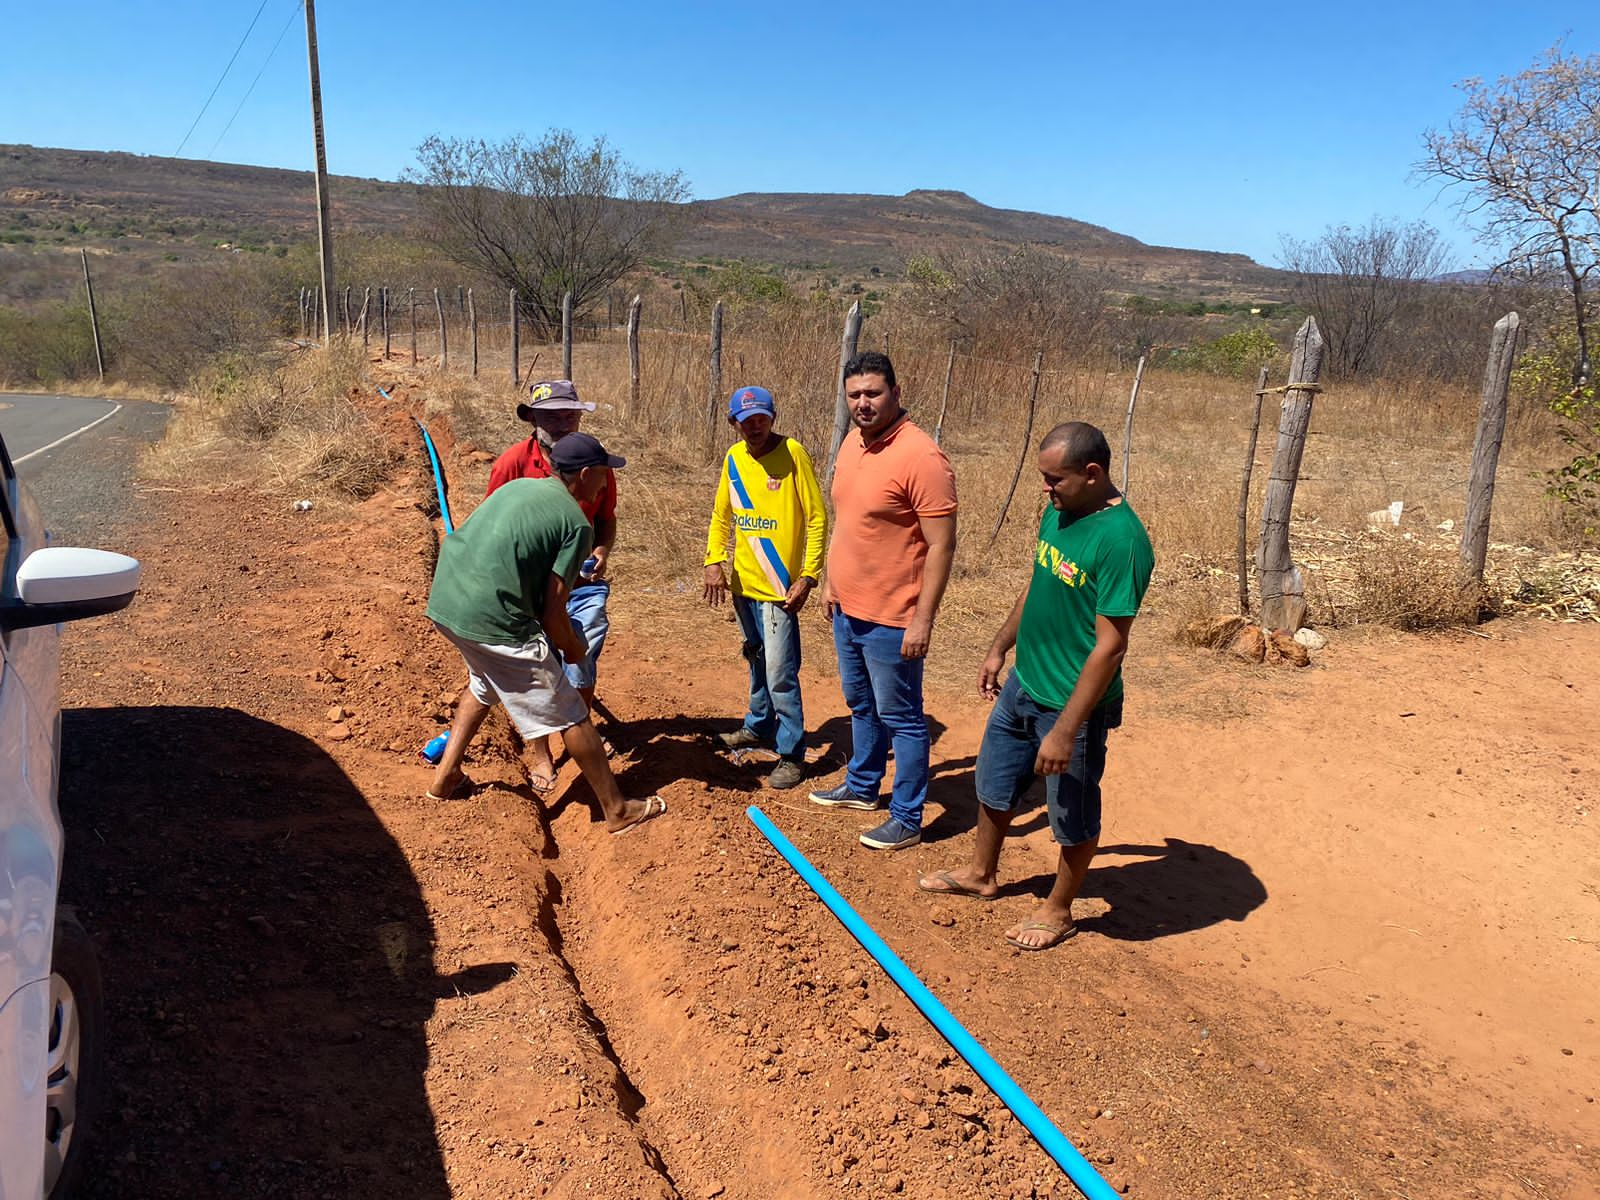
[467, 288, 478, 377]
[1236, 365, 1271, 615]
[1256, 317, 1324, 631]
[342, 285, 352, 335]
[707, 300, 725, 445]
[79, 249, 105, 380]
[359, 286, 371, 351]
[627, 294, 642, 417]
[987, 350, 1045, 549]
[679, 289, 688, 328]
[824, 300, 865, 482]
[509, 289, 520, 388]
[561, 290, 573, 380]
[933, 336, 957, 446]
[408, 287, 418, 365]
[434, 288, 448, 370]
[1120, 354, 1146, 496]
[1459, 312, 1522, 601]
[381, 287, 391, 359]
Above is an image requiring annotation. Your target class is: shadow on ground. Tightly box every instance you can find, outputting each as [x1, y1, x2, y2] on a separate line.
[59, 706, 512, 1199]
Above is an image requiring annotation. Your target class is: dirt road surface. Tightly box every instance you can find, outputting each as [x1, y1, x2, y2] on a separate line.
[53, 420, 1597, 1199]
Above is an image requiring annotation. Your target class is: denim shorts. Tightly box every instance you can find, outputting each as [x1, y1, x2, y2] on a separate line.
[974, 672, 1121, 846]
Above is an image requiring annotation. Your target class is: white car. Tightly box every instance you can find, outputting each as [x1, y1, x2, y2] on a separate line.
[1, 429, 140, 1198]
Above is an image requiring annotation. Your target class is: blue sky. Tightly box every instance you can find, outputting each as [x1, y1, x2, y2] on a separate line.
[8, 1, 1596, 269]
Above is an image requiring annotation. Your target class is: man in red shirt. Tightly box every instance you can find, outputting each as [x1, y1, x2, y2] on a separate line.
[487, 381, 618, 788]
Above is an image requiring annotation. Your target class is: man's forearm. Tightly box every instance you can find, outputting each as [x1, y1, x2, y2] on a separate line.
[912, 539, 955, 629]
[1055, 643, 1125, 739]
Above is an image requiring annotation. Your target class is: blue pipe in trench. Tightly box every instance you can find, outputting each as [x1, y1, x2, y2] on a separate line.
[380, 386, 455, 534]
[745, 804, 1120, 1200]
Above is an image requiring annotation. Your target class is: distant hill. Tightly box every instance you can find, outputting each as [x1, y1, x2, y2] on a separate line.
[0, 144, 1288, 299]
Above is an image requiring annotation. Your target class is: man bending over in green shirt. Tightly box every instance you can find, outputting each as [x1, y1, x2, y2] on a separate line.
[424, 433, 666, 835]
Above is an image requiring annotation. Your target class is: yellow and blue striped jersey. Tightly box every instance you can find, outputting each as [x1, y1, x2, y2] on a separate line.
[704, 436, 828, 603]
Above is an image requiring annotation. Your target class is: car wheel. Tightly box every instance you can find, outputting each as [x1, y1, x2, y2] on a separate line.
[44, 911, 103, 1199]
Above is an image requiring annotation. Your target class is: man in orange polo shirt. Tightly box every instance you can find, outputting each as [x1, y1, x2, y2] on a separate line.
[810, 351, 957, 850]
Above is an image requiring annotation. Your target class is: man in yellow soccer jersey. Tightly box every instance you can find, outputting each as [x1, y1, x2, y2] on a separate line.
[703, 386, 829, 789]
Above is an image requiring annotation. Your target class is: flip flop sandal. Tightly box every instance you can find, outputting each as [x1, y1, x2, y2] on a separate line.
[916, 870, 1000, 902]
[528, 772, 558, 796]
[1005, 920, 1078, 952]
[610, 795, 667, 836]
[424, 774, 473, 802]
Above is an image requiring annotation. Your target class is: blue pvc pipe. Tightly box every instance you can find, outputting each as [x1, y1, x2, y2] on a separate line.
[381, 386, 455, 534]
[745, 805, 1119, 1200]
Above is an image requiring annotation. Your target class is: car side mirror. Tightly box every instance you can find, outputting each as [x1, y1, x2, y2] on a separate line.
[1, 547, 141, 631]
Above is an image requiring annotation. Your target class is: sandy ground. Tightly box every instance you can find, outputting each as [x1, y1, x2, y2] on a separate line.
[54, 422, 1598, 1199]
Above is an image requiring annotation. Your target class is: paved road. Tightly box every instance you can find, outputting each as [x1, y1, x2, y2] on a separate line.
[0, 393, 121, 461]
[0, 393, 169, 545]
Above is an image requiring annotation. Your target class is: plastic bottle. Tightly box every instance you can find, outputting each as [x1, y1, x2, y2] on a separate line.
[420, 731, 450, 764]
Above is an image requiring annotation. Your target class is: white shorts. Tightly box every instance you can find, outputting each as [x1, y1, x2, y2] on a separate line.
[434, 622, 589, 740]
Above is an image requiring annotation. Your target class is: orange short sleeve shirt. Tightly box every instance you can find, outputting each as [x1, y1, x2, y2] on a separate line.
[826, 417, 957, 627]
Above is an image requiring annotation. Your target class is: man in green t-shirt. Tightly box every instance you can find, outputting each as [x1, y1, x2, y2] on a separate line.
[917, 421, 1153, 950]
[424, 432, 666, 835]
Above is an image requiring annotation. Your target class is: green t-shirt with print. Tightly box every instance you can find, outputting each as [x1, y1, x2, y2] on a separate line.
[426, 477, 593, 647]
[1013, 499, 1154, 711]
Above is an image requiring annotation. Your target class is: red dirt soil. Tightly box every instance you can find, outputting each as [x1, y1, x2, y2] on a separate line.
[57, 423, 1598, 1199]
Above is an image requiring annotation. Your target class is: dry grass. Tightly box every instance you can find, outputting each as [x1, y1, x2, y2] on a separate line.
[1345, 535, 1480, 631]
[146, 339, 401, 500]
[148, 308, 1598, 642]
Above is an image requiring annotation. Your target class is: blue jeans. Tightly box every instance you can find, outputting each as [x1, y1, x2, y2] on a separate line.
[832, 611, 929, 830]
[733, 595, 805, 761]
[563, 570, 610, 691]
[975, 673, 1121, 846]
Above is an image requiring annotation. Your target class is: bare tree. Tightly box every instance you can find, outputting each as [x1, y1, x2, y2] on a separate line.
[907, 244, 1110, 358]
[1278, 218, 1450, 378]
[409, 130, 688, 337]
[1420, 46, 1600, 387]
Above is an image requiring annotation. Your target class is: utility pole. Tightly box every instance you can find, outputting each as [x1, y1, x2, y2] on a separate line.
[80, 249, 104, 380]
[305, 0, 335, 341]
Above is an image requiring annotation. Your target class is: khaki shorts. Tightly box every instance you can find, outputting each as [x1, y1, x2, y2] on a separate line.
[434, 622, 589, 740]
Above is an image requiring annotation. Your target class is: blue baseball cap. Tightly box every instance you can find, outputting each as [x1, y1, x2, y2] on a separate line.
[727, 385, 776, 423]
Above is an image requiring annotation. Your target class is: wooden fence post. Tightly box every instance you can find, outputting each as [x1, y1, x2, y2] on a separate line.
[607, 292, 615, 329]
[80, 249, 105, 380]
[561, 290, 573, 380]
[509, 289, 520, 388]
[342, 285, 352, 334]
[1121, 354, 1146, 496]
[679, 289, 688, 329]
[1460, 312, 1522, 600]
[434, 288, 448, 370]
[933, 336, 957, 446]
[1256, 317, 1325, 631]
[298, 288, 307, 340]
[1236, 366, 1271, 615]
[467, 288, 478, 377]
[825, 300, 864, 482]
[988, 350, 1044, 549]
[707, 300, 724, 445]
[627, 295, 641, 417]
[381, 287, 391, 359]
[457, 284, 465, 316]
[359, 286, 371, 351]
[408, 287, 417, 365]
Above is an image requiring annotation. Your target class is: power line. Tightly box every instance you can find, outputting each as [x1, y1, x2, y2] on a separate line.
[206, 0, 304, 159]
[174, 0, 273, 157]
